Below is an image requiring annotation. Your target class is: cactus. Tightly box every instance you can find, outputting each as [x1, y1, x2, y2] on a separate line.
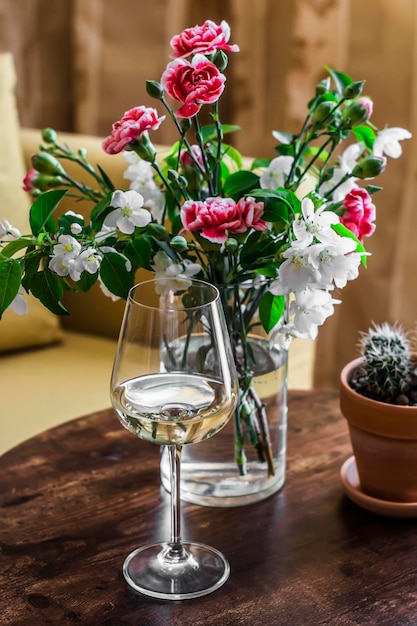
[358, 322, 412, 401]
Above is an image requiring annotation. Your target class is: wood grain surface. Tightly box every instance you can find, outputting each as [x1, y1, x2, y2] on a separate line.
[1, 390, 417, 625]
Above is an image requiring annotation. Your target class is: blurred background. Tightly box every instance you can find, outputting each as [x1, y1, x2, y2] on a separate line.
[0, 0, 416, 388]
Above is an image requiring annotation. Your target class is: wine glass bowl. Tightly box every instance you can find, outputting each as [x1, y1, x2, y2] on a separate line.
[110, 278, 238, 600]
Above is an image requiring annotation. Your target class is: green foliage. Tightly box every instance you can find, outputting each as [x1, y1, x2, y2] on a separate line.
[0, 258, 21, 317]
[99, 251, 135, 299]
[29, 189, 67, 236]
[223, 170, 259, 199]
[30, 269, 68, 316]
[259, 292, 285, 334]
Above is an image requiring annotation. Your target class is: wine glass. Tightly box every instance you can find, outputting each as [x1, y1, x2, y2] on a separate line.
[110, 277, 238, 600]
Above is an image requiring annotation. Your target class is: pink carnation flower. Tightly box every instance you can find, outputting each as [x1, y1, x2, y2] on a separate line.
[170, 20, 239, 58]
[180, 196, 267, 244]
[180, 145, 204, 169]
[102, 106, 165, 155]
[161, 54, 225, 118]
[340, 188, 376, 242]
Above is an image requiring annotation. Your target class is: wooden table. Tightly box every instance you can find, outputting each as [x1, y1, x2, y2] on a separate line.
[1, 390, 417, 625]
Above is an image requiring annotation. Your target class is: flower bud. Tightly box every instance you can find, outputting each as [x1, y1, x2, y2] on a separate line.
[130, 133, 156, 162]
[315, 77, 330, 96]
[352, 156, 387, 179]
[146, 80, 164, 100]
[31, 153, 65, 176]
[212, 50, 228, 71]
[311, 101, 335, 127]
[147, 223, 169, 240]
[180, 118, 192, 133]
[32, 174, 65, 191]
[225, 238, 238, 252]
[167, 169, 180, 182]
[170, 235, 188, 252]
[321, 166, 335, 183]
[342, 97, 373, 127]
[41, 128, 57, 143]
[343, 80, 365, 100]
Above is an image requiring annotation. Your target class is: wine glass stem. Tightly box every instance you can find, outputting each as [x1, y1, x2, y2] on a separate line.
[167, 444, 185, 558]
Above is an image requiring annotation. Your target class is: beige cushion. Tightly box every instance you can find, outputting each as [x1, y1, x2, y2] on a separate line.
[0, 330, 117, 454]
[0, 53, 62, 352]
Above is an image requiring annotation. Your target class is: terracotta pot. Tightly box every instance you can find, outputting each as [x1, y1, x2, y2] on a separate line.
[340, 357, 417, 503]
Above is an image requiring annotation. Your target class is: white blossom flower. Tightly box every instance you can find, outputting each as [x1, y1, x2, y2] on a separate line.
[373, 127, 412, 159]
[123, 152, 164, 221]
[270, 247, 318, 294]
[309, 241, 362, 290]
[271, 322, 303, 350]
[0, 219, 21, 240]
[318, 143, 363, 201]
[292, 197, 340, 248]
[319, 169, 358, 202]
[339, 142, 364, 170]
[49, 234, 82, 279]
[71, 248, 102, 281]
[52, 234, 82, 259]
[49, 235, 83, 280]
[7, 287, 28, 315]
[260, 156, 294, 190]
[70, 223, 82, 235]
[289, 288, 340, 339]
[49, 254, 77, 278]
[95, 224, 114, 242]
[104, 190, 151, 234]
[152, 250, 201, 294]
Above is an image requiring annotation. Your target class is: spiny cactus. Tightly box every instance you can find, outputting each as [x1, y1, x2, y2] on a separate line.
[359, 322, 412, 401]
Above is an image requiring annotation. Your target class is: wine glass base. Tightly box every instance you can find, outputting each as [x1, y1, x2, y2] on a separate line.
[123, 541, 230, 600]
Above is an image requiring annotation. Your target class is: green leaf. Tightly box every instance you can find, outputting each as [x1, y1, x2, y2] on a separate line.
[124, 236, 153, 271]
[100, 251, 135, 298]
[223, 170, 260, 199]
[21, 248, 43, 284]
[76, 270, 98, 292]
[97, 164, 115, 192]
[0, 239, 32, 258]
[222, 144, 243, 169]
[30, 269, 69, 315]
[0, 258, 21, 317]
[352, 125, 375, 151]
[325, 66, 353, 97]
[365, 185, 382, 196]
[272, 131, 293, 145]
[58, 213, 84, 235]
[251, 158, 272, 170]
[259, 291, 285, 333]
[252, 188, 301, 222]
[240, 231, 279, 269]
[29, 189, 67, 236]
[332, 222, 368, 266]
[200, 124, 241, 143]
[90, 194, 112, 231]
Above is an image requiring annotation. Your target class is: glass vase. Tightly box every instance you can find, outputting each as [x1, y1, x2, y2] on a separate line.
[160, 282, 288, 507]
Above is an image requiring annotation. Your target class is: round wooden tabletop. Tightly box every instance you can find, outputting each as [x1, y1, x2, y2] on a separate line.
[1, 390, 417, 625]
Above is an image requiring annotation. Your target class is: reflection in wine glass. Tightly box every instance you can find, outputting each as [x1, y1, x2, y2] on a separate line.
[111, 278, 238, 600]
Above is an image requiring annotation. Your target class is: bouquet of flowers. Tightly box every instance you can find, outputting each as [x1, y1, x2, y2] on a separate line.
[0, 19, 411, 476]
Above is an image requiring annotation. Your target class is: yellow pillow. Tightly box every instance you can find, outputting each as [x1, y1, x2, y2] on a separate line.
[0, 53, 62, 352]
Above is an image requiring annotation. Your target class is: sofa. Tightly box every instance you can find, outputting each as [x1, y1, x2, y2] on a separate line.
[0, 54, 315, 455]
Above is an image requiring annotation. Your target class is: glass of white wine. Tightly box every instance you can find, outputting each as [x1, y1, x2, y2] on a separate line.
[110, 277, 238, 600]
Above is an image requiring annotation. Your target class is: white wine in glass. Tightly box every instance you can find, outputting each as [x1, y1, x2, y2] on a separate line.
[111, 278, 238, 600]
